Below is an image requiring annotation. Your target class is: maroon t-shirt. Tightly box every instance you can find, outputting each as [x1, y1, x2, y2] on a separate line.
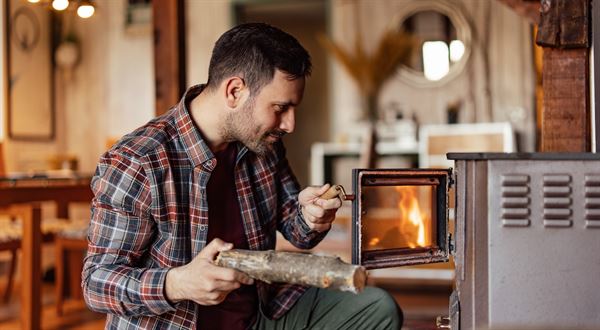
[197, 144, 258, 329]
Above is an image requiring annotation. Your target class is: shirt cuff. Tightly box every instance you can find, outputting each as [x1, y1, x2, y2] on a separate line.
[139, 268, 178, 315]
[297, 205, 329, 239]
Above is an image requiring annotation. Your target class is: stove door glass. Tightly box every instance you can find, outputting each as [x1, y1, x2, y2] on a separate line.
[352, 169, 451, 269]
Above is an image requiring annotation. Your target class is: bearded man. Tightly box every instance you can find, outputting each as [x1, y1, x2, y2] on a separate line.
[83, 23, 402, 330]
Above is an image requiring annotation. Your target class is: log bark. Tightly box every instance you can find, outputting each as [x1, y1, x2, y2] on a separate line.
[216, 249, 366, 294]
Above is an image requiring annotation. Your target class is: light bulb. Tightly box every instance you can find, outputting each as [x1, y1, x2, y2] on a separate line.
[27, 0, 41, 3]
[77, 3, 95, 18]
[52, 0, 69, 11]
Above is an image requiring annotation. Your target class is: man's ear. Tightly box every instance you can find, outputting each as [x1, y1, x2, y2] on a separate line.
[224, 77, 247, 108]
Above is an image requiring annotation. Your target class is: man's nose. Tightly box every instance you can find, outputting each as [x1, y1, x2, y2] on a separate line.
[280, 109, 295, 134]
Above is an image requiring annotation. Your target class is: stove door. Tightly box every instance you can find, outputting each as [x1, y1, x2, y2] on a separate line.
[352, 168, 451, 269]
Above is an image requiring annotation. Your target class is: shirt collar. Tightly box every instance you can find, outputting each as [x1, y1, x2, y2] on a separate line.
[174, 84, 249, 169]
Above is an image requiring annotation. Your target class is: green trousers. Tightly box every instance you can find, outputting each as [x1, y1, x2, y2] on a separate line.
[253, 287, 403, 330]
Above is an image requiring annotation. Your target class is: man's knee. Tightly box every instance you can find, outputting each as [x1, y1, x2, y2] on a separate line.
[361, 287, 403, 329]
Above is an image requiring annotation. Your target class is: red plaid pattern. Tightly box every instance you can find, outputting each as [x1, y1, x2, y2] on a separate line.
[82, 85, 328, 329]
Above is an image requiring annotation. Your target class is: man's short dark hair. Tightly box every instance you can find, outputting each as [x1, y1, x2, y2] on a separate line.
[206, 23, 312, 95]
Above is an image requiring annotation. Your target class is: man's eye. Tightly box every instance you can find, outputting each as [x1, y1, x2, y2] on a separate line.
[276, 105, 288, 112]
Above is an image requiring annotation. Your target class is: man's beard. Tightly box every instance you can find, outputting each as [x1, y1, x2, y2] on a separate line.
[221, 100, 281, 157]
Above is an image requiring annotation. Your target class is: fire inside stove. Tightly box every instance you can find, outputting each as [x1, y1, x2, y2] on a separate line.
[352, 169, 450, 269]
[362, 185, 435, 250]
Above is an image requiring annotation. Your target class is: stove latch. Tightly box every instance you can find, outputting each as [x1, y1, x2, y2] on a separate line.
[436, 316, 451, 329]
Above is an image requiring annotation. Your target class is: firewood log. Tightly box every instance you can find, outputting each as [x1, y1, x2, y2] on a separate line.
[215, 249, 367, 294]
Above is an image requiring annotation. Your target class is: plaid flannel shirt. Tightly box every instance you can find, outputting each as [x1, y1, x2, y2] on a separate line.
[82, 85, 328, 329]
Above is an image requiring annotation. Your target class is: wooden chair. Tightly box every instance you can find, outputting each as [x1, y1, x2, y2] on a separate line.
[0, 207, 21, 303]
[55, 222, 89, 316]
[54, 136, 120, 314]
[0, 142, 90, 310]
[0, 143, 19, 303]
[0, 202, 49, 304]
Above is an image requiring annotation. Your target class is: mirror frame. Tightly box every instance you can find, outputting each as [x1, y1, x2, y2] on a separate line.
[393, 0, 473, 88]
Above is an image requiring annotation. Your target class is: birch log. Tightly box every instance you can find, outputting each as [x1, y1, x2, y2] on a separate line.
[216, 249, 367, 294]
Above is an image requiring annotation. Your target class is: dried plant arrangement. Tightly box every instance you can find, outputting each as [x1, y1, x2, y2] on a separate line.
[318, 28, 415, 122]
[319, 28, 415, 167]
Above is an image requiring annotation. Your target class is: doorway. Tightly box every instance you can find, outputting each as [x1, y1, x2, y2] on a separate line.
[234, 0, 330, 187]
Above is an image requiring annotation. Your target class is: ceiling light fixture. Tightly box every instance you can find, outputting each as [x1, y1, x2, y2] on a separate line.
[27, 0, 95, 19]
[52, 0, 69, 11]
[77, 0, 95, 19]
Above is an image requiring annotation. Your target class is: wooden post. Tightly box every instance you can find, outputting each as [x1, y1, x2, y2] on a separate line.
[152, 0, 186, 116]
[56, 238, 88, 316]
[20, 203, 42, 330]
[536, 0, 591, 151]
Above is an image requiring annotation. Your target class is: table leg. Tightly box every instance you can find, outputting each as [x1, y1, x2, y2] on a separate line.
[21, 203, 42, 330]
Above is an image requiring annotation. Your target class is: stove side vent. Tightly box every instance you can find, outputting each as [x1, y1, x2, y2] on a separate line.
[500, 174, 530, 227]
[584, 174, 600, 228]
[542, 174, 572, 227]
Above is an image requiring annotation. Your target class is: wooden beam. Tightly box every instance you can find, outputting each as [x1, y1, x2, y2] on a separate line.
[536, 0, 591, 152]
[536, 0, 589, 48]
[152, 0, 186, 116]
[541, 48, 590, 151]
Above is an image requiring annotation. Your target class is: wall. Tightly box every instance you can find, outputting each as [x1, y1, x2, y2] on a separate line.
[0, 0, 536, 174]
[185, 0, 231, 88]
[64, 0, 155, 172]
[0, 0, 226, 172]
[1, 0, 155, 173]
[1, 0, 231, 173]
[1, 0, 62, 171]
[329, 0, 536, 151]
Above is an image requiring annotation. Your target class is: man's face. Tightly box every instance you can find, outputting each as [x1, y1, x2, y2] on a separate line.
[225, 70, 305, 156]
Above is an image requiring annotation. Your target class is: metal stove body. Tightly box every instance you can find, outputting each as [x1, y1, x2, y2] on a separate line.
[349, 153, 600, 329]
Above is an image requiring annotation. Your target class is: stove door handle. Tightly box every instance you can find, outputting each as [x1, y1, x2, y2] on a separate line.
[320, 184, 355, 201]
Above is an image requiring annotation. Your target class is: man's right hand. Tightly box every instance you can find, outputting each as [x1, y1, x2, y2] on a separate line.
[165, 238, 254, 306]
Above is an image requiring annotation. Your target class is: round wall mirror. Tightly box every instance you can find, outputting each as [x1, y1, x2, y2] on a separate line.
[394, 0, 472, 87]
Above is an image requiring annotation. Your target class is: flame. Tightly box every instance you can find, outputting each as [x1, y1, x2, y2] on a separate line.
[396, 186, 429, 248]
[368, 237, 380, 247]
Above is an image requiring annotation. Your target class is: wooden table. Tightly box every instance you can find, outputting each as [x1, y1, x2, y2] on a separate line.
[0, 175, 93, 330]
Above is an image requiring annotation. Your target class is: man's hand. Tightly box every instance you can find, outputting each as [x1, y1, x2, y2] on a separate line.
[298, 183, 343, 232]
[165, 238, 254, 306]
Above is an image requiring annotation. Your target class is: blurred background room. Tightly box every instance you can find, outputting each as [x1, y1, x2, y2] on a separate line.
[0, 0, 593, 329]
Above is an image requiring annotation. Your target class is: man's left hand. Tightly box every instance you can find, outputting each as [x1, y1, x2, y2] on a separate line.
[298, 184, 343, 232]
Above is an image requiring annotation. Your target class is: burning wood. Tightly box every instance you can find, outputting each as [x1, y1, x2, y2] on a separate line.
[395, 186, 431, 248]
[216, 249, 367, 294]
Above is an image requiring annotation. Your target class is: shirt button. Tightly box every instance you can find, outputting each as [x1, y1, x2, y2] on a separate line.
[199, 224, 207, 232]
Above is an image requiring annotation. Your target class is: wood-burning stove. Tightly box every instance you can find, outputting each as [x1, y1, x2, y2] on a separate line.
[341, 153, 600, 329]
